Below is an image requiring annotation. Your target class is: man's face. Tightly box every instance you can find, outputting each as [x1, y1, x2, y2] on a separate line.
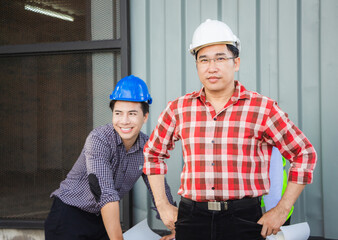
[112, 101, 148, 149]
[196, 44, 240, 96]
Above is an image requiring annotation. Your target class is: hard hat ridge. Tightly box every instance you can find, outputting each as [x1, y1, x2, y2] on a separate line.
[189, 19, 241, 55]
[110, 75, 152, 104]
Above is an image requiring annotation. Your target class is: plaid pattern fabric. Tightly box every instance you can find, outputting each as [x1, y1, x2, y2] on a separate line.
[143, 81, 317, 202]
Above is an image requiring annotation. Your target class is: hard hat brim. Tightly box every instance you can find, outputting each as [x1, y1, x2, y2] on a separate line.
[190, 41, 238, 55]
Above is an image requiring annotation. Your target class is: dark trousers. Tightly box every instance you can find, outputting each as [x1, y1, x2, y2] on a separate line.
[175, 197, 265, 240]
[44, 197, 109, 240]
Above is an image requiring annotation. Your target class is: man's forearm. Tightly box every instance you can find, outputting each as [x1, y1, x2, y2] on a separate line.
[276, 182, 306, 213]
[148, 174, 169, 206]
[101, 201, 123, 240]
[148, 174, 178, 231]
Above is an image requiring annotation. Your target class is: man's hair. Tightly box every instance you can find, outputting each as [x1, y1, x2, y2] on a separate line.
[195, 44, 239, 59]
[226, 44, 239, 58]
[109, 100, 149, 116]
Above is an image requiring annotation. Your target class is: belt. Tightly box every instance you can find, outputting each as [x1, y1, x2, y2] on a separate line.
[181, 196, 260, 211]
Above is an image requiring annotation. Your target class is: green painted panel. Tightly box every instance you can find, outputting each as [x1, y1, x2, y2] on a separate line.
[299, 0, 323, 237]
[278, 0, 299, 124]
[238, 0, 257, 91]
[130, 0, 150, 225]
[201, 0, 218, 20]
[148, 0, 166, 124]
[259, 0, 279, 101]
[165, 0, 183, 102]
[185, 0, 203, 94]
[320, 0, 338, 238]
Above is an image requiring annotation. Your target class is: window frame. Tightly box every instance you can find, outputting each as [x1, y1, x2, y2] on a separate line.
[0, 0, 131, 230]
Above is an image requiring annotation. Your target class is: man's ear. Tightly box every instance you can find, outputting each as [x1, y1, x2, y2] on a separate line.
[143, 112, 149, 123]
[234, 57, 240, 72]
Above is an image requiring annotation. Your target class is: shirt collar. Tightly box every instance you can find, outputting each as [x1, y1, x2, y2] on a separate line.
[192, 80, 251, 103]
[231, 81, 251, 102]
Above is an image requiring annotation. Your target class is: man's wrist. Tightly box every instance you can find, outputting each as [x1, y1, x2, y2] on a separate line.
[156, 200, 170, 207]
[110, 231, 123, 240]
[276, 200, 292, 214]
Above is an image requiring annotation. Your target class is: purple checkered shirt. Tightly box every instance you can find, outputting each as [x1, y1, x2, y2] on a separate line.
[52, 123, 174, 214]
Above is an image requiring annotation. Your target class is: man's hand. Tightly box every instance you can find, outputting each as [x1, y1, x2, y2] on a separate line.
[258, 182, 306, 238]
[157, 202, 178, 231]
[160, 230, 176, 240]
[257, 205, 289, 237]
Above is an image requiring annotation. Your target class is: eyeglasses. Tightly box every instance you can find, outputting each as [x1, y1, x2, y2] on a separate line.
[196, 56, 236, 66]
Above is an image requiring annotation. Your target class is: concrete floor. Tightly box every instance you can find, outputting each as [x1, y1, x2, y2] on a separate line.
[0, 229, 44, 240]
[0, 228, 331, 240]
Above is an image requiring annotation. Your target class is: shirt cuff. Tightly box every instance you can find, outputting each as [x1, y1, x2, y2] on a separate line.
[143, 161, 167, 175]
[98, 193, 120, 209]
[288, 169, 313, 185]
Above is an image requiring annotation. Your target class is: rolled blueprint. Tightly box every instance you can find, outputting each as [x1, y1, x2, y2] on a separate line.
[266, 222, 310, 240]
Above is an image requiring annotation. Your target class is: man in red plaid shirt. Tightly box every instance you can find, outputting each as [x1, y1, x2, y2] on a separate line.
[143, 19, 317, 240]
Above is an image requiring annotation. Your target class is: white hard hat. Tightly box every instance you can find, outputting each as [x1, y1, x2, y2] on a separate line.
[189, 19, 241, 55]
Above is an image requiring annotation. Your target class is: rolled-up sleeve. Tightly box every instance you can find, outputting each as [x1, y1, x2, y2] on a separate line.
[85, 131, 120, 209]
[264, 102, 317, 184]
[143, 102, 178, 175]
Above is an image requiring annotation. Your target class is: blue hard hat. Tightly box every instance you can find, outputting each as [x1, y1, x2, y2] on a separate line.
[110, 75, 152, 104]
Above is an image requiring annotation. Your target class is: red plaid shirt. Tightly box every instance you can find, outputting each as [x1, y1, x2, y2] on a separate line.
[143, 81, 317, 202]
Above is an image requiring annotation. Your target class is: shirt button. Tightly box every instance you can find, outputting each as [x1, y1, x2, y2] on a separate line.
[211, 140, 215, 144]
[213, 117, 217, 121]
[212, 187, 215, 190]
[211, 163, 215, 166]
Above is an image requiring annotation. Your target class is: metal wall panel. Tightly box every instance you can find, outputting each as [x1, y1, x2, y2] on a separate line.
[298, 0, 323, 236]
[129, 0, 149, 226]
[130, 0, 338, 238]
[320, 1, 338, 239]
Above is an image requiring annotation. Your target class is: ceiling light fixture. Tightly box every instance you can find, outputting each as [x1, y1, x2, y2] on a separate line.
[24, 4, 74, 22]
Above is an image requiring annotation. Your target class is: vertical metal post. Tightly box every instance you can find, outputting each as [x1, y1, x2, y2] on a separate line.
[119, 0, 132, 231]
[120, 0, 130, 78]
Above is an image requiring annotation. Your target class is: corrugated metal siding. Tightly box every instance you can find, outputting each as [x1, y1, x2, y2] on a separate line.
[130, 0, 338, 238]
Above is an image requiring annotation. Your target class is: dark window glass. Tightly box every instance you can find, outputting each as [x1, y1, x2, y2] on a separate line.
[0, 0, 129, 230]
[0, 0, 120, 45]
[0, 51, 120, 221]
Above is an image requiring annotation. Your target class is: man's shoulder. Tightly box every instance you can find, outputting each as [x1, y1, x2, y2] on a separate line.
[88, 124, 118, 145]
[241, 88, 276, 106]
[249, 90, 274, 101]
[91, 123, 115, 136]
[237, 81, 275, 103]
